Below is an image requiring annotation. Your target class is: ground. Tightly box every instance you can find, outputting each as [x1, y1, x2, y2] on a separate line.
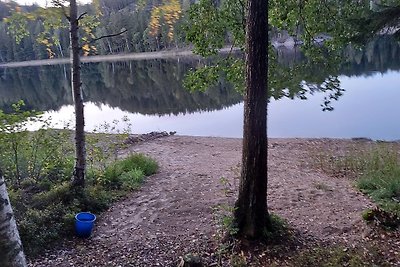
[28, 136, 400, 266]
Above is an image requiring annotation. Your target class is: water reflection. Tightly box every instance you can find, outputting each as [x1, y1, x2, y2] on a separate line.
[0, 58, 242, 114]
[42, 102, 244, 137]
[1, 37, 400, 139]
[269, 71, 400, 140]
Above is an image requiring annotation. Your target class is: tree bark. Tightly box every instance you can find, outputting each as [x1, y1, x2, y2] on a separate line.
[70, 0, 86, 188]
[234, 0, 269, 239]
[0, 173, 27, 267]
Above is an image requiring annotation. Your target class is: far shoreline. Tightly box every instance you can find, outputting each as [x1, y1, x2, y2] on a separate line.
[0, 47, 240, 68]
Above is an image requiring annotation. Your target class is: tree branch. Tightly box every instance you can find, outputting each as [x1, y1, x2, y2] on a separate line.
[54, 2, 70, 21]
[77, 12, 88, 21]
[89, 29, 128, 44]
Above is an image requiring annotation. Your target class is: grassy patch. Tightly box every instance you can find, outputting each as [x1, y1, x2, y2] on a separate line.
[291, 245, 387, 267]
[9, 154, 158, 256]
[316, 143, 400, 227]
[264, 213, 290, 241]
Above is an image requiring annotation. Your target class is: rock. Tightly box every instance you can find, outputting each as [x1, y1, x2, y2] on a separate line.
[177, 254, 203, 267]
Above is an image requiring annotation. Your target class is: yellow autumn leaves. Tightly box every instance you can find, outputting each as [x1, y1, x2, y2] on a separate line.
[149, 0, 182, 41]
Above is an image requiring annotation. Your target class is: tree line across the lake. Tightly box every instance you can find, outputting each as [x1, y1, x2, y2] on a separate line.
[0, 58, 242, 114]
[1, 36, 399, 115]
[0, 0, 196, 63]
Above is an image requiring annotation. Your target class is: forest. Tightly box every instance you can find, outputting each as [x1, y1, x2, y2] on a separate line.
[0, 0, 195, 62]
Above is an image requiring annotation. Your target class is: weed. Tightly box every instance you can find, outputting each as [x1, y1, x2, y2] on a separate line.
[230, 251, 247, 267]
[219, 176, 234, 197]
[264, 213, 290, 241]
[214, 204, 239, 236]
[361, 207, 400, 229]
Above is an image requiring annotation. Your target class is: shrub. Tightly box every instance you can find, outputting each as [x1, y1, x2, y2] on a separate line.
[10, 153, 158, 256]
[1, 103, 159, 256]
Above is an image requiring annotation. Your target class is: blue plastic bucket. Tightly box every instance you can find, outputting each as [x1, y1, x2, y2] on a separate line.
[75, 212, 96, 238]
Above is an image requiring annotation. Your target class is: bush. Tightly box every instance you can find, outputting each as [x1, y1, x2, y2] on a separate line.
[101, 153, 158, 189]
[0, 103, 159, 256]
[9, 153, 158, 256]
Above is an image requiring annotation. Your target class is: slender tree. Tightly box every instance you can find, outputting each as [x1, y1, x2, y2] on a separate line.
[68, 0, 86, 187]
[233, 0, 269, 239]
[0, 172, 27, 267]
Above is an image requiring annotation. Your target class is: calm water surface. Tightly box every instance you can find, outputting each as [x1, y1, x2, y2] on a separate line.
[36, 70, 400, 140]
[1, 38, 400, 140]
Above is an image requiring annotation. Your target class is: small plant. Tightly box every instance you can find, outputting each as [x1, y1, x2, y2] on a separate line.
[219, 176, 234, 197]
[264, 213, 289, 241]
[361, 207, 400, 229]
[230, 251, 247, 267]
[214, 204, 239, 237]
[87, 116, 133, 168]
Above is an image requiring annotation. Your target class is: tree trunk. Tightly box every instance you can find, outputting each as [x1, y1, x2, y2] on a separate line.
[234, 0, 269, 239]
[70, 0, 86, 188]
[0, 174, 27, 267]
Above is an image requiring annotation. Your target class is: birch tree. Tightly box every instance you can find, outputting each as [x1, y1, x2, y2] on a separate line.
[0, 172, 26, 267]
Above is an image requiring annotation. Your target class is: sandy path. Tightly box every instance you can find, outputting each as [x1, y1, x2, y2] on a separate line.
[28, 136, 374, 266]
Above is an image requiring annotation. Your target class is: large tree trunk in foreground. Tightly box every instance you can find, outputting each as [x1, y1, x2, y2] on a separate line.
[0, 174, 27, 267]
[234, 0, 269, 239]
[70, 0, 86, 188]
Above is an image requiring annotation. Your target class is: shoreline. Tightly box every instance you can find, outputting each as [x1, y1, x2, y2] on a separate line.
[0, 47, 240, 68]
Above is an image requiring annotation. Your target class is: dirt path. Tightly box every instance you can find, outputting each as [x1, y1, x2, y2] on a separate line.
[28, 136, 375, 266]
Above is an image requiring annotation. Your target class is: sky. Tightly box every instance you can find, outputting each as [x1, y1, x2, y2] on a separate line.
[12, 0, 91, 6]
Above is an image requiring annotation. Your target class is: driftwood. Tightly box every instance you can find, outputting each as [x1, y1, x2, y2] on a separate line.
[125, 131, 176, 145]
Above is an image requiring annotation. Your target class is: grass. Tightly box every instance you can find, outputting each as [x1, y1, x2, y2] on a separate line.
[290, 245, 388, 267]
[316, 143, 400, 226]
[8, 153, 158, 256]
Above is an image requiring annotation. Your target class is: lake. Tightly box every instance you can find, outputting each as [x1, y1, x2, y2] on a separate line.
[1, 37, 400, 140]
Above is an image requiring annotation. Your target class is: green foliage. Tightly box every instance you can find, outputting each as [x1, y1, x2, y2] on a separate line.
[0, 100, 71, 186]
[361, 207, 400, 228]
[184, 64, 222, 92]
[87, 118, 132, 171]
[9, 152, 158, 256]
[213, 204, 239, 237]
[183, 0, 354, 108]
[184, 0, 226, 57]
[0, 1, 189, 62]
[356, 147, 400, 220]
[1, 102, 159, 256]
[101, 154, 158, 190]
[342, 146, 400, 219]
[3, 10, 32, 44]
[263, 213, 289, 241]
[319, 144, 400, 226]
